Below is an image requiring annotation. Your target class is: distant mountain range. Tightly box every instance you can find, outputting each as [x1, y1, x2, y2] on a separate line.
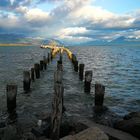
[0, 33, 64, 46]
[0, 33, 44, 45]
[0, 33, 140, 46]
[74, 36, 140, 46]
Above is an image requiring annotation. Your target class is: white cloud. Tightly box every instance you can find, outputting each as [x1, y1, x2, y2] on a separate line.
[56, 27, 90, 43]
[59, 35, 93, 43]
[0, 13, 20, 28]
[24, 8, 50, 25]
[16, 6, 28, 14]
[69, 5, 114, 21]
[128, 30, 140, 39]
[58, 27, 87, 36]
[68, 5, 136, 29]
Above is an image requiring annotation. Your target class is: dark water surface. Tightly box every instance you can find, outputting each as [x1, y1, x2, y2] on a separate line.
[0, 45, 140, 124]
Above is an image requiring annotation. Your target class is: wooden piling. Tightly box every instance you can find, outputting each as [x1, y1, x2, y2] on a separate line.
[23, 71, 31, 92]
[95, 83, 105, 107]
[43, 56, 47, 70]
[31, 68, 35, 81]
[34, 63, 40, 79]
[74, 60, 78, 72]
[59, 53, 62, 64]
[57, 61, 63, 71]
[54, 70, 62, 83]
[40, 60, 44, 71]
[6, 84, 17, 120]
[79, 64, 84, 80]
[84, 71, 92, 93]
[71, 54, 77, 64]
[48, 53, 50, 63]
[51, 83, 63, 140]
[50, 51, 53, 61]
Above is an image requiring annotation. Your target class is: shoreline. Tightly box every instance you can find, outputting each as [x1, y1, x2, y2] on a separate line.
[0, 43, 34, 46]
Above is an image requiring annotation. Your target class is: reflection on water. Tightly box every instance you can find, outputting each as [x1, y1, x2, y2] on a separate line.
[0, 45, 140, 122]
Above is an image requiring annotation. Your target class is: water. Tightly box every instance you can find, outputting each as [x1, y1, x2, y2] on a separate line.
[0, 45, 140, 124]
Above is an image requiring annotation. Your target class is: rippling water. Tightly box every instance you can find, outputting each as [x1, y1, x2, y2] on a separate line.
[0, 45, 140, 124]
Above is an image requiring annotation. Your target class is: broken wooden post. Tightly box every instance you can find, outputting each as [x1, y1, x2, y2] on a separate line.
[84, 71, 92, 93]
[31, 68, 35, 82]
[59, 53, 62, 64]
[34, 63, 40, 79]
[50, 50, 53, 61]
[51, 83, 64, 140]
[40, 60, 44, 71]
[79, 64, 84, 80]
[48, 53, 50, 63]
[6, 84, 17, 120]
[94, 83, 105, 112]
[57, 61, 63, 71]
[23, 71, 31, 92]
[43, 56, 47, 70]
[54, 70, 62, 83]
[74, 60, 78, 72]
[71, 54, 77, 64]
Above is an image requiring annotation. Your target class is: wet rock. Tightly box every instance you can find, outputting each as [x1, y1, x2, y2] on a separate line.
[0, 128, 5, 139]
[59, 121, 73, 137]
[59, 120, 88, 138]
[72, 122, 88, 133]
[61, 127, 109, 140]
[31, 121, 50, 138]
[123, 112, 140, 120]
[38, 136, 50, 140]
[93, 109, 121, 127]
[0, 122, 5, 128]
[22, 132, 37, 140]
[31, 128, 44, 137]
[115, 112, 140, 139]
[2, 125, 18, 140]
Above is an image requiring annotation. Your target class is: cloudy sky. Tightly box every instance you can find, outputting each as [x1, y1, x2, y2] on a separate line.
[0, 0, 140, 43]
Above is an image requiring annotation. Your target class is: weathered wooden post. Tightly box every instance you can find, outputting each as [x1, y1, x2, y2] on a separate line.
[71, 54, 77, 64]
[57, 61, 63, 71]
[40, 60, 44, 71]
[34, 63, 40, 79]
[54, 70, 62, 83]
[79, 64, 84, 80]
[48, 53, 50, 63]
[23, 71, 31, 92]
[6, 84, 17, 120]
[59, 53, 62, 64]
[50, 50, 53, 61]
[84, 71, 92, 93]
[51, 82, 64, 140]
[43, 56, 47, 70]
[94, 83, 105, 112]
[74, 60, 78, 72]
[31, 68, 35, 81]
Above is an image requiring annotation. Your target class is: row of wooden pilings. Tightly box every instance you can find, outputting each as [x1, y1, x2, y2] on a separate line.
[6, 52, 52, 120]
[5, 50, 105, 140]
[71, 53, 105, 113]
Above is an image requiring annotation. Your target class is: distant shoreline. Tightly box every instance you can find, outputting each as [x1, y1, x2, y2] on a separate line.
[0, 43, 34, 46]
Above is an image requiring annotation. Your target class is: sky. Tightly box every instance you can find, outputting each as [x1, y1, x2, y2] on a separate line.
[0, 0, 140, 44]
